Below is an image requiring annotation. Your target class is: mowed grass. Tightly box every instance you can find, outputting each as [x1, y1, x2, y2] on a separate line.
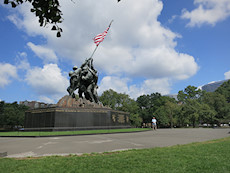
[0, 137, 229, 173]
[0, 128, 150, 137]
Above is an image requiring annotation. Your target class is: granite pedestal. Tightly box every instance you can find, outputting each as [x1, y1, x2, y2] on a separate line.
[24, 96, 130, 131]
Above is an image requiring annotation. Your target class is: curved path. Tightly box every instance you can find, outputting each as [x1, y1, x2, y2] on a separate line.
[0, 128, 229, 158]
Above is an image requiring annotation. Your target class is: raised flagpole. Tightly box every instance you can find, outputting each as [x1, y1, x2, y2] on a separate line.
[89, 43, 99, 59]
[90, 20, 113, 59]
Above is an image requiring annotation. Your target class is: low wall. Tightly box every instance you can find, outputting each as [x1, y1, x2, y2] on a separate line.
[24, 107, 130, 131]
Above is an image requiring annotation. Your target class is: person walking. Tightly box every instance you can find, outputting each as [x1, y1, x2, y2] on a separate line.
[152, 117, 157, 130]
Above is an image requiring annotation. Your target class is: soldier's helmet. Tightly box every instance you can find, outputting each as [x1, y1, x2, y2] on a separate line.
[73, 66, 78, 70]
[69, 71, 74, 76]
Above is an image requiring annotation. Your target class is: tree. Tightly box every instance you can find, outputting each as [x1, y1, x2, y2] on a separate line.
[177, 84, 230, 127]
[136, 93, 163, 123]
[129, 113, 142, 128]
[181, 99, 200, 128]
[164, 100, 180, 128]
[0, 101, 5, 127]
[4, 0, 121, 37]
[201, 92, 230, 125]
[0, 101, 29, 129]
[119, 98, 141, 127]
[154, 106, 170, 127]
[99, 89, 120, 110]
[154, 100, 179, 128]
[117, 97, 139, 114]
[215, 79, 230, 103]
[199, 103, 217, 127]
[100, 89, 138, 112]
[177, 85, 203, 103]
[136, 93, 176, 124]
[99, 89, 141, 126]
[176, 106, 189, 127]
[4, 104, 18, 129]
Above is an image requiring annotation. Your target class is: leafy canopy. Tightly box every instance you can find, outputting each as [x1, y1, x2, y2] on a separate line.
[215, 79, 230, 103]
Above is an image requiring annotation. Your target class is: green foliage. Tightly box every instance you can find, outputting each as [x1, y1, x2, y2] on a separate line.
[0, 101, 29, 129]
[137, 93, 177, 126]
[2, 83, 229, 129]
[155, 100, 180, 128]
[177, 85, 221, 127]
[176, 84, 230, 127]
[215, 79, 230, 103]
[137, 93, 162, 122]
[129, 113, 142, 127]
[199, 103, 217, 126]
[176, 106, 190, 127]
[0, 101, 5, 126]
[201, 92, 230, 124]
[182, 99, 200, 128]
[178, 85, 203, 103]
[99, 89, 123, 110]
[99, 89, 141, 126]
[154, 106, 170, 127]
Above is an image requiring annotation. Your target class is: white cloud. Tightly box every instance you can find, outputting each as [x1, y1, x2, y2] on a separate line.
[17, 58, 30, 70]
[25, 64, 69, 103]
[16, 52, 30, 70]
[140, 78, 171, 95]
[181, 0, 230, 27]
[168, 15, 178, 24]
[98, 76, 130, 95]
[0, 63, 18, 88]
[126, 78, 171, 99]
[98, 76, 171, 99]
[27, 42, 58, 64]
[224, 70, 230, 79]
[38, 96, 57, 104]
[123, 47, 198, 80]
[6, 0, 199, 98]
[7, 2, 52, 37]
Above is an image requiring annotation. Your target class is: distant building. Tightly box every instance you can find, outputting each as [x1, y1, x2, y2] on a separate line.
[19, 100, 55, 109]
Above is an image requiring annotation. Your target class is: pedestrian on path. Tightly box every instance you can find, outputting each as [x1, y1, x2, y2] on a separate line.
[152, 117, 157, 130]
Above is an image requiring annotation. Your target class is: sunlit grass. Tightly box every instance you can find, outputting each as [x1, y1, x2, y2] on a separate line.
[0, 128, 150, 136]
[0, 137, 229, 173]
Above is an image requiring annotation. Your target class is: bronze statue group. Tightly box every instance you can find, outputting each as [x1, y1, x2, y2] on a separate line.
[67, 58, 99, 103]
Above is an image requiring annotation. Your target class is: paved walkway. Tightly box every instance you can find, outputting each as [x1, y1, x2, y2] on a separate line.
[0, 128, 229, 158]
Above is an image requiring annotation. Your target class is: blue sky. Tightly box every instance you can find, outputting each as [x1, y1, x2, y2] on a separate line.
[0, 0, 230, 103]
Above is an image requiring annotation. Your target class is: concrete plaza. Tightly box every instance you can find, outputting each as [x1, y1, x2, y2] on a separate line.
[0, 128, 229, 158]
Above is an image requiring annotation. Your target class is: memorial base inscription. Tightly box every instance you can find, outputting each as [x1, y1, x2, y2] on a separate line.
[24, 96, 130, 131]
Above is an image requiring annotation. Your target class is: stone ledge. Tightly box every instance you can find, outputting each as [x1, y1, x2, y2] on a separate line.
[0, 152, 7, 157]
[57, 95, 110, 109]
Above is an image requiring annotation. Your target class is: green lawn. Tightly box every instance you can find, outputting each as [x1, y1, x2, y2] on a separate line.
[0, 137, 229, 173]
[0, 128, 150, 137]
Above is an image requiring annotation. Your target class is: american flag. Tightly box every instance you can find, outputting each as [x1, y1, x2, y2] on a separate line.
[93, 27, 109, 46]
[93, 22, 112, 46]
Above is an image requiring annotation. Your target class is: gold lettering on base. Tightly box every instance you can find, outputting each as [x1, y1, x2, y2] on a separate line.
[112, 114, 116, 122]
[126, 116, 129, 123]
[118, 114, 125, 123]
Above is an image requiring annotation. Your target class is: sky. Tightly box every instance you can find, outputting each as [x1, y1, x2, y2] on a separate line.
[0, 0, 230, 104]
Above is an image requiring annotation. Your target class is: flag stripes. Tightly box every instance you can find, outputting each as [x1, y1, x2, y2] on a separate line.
[93, 27, 110, 46]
